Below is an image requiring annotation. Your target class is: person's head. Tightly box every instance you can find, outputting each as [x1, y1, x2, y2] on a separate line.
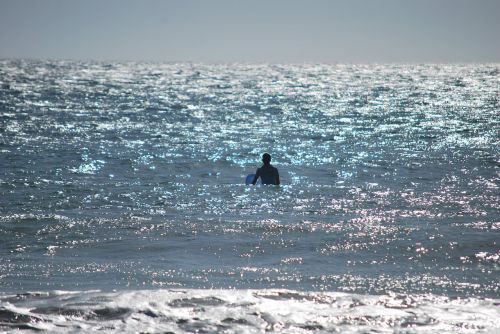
[262, 153, 271, 164]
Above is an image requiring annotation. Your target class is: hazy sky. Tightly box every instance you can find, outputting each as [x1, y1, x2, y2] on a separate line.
[1, 0, 499, 63]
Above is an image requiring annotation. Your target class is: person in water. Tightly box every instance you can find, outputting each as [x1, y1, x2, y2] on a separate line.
[252, 153, 280, 185]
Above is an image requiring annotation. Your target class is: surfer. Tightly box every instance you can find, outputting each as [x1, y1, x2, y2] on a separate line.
[252, 153, 280, 185]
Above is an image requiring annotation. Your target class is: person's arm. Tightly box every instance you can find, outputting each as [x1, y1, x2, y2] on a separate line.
[251, 169, 260, 185]
[276, 170, 280, 185]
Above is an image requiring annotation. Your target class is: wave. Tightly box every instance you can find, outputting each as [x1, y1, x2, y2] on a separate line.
[1, 289, 498, 333]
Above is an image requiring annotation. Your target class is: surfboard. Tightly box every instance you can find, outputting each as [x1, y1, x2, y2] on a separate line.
[245, 174, 256, 185]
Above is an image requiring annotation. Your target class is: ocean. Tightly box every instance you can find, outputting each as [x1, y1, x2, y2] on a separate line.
[0, 60, 498, 333]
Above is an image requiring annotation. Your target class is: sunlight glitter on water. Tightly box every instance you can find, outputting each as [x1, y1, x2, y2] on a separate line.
[0, 60, 499, 300]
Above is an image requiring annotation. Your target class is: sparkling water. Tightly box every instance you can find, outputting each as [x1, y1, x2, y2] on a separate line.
[0, 60, 498, 332]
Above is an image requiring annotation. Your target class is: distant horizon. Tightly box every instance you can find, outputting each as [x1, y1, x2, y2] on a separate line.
[2, 57, 499, 65]
[1, 0, 499, 63]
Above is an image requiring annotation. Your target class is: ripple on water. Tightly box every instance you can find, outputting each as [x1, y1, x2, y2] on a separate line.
[0, 61, 498, 298]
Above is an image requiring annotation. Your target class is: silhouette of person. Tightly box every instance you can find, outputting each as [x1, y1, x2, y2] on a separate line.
[252, 153, 280, 185]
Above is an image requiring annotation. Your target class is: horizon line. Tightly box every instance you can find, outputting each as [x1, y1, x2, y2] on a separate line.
[1, 57, 499, 66]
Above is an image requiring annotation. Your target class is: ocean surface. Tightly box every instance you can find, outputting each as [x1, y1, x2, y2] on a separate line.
[0, 60, 498, 333]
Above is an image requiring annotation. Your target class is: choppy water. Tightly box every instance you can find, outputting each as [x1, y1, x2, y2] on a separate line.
[0, 60, 499, 332]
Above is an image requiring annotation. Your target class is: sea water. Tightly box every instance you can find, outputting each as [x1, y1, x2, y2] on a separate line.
[0, 60, 498, 332]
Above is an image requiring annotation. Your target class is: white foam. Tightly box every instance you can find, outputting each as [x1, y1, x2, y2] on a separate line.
[1, 289, 498, 333]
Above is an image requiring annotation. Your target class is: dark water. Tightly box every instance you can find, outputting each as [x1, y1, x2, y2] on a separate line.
[0, 60, 498, 332]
